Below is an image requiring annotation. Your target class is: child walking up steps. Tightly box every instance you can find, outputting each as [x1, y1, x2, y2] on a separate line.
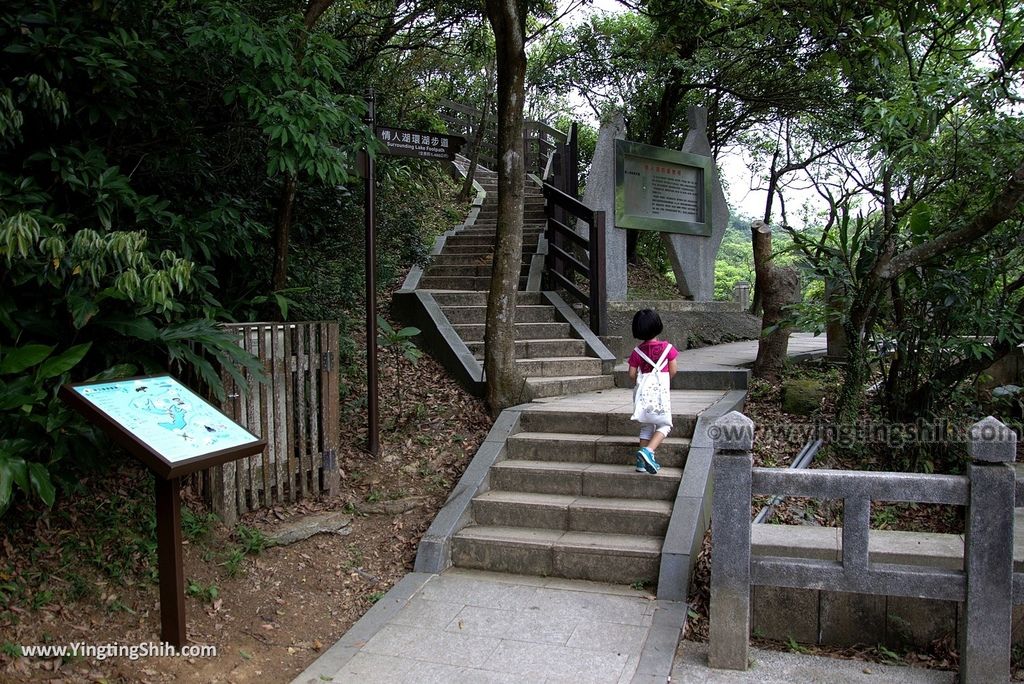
[627, 309, 678, 474]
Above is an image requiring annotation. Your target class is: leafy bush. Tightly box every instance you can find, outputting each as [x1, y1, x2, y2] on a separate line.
[0, 1, 371, 515]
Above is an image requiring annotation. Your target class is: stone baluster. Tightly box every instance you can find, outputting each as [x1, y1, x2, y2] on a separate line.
[961, 416, 1017, 683]
[708, 411, 755, 670]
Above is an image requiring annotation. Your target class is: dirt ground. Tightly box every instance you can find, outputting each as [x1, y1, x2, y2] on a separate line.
[0, 318, 492, 683]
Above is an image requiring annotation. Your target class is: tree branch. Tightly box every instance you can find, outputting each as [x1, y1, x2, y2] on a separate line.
[882, 161, 1024, 278]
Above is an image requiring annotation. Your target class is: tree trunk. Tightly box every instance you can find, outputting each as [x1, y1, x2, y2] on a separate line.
[751, 220, 800, 380]
[460, 76, 493, 202]
[271, 173, 297, 291]
[483, 0, 527, 414]
[270, 0, 335, 291]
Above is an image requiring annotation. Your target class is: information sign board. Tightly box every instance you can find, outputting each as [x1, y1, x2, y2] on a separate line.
[62, 375, 264, 479]
[614, 139, 713, 236]
[376, 126, 465, 160]
[61, 374, 266, 648]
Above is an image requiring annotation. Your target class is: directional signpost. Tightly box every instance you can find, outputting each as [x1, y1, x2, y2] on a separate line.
[61, 375, 266, 648]
[361, 89, 465, 456]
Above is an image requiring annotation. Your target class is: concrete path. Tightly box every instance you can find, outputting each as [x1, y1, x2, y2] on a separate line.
[675, 333, 826, 368]
[292, 569, 682, 684]
[673, 641, 955, 683]
[293, 335, 860, 684]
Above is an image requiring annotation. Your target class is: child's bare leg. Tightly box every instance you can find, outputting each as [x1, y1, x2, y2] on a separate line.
[647, 432, 667, 452]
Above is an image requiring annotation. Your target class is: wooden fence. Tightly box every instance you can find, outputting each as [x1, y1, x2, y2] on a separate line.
[198, 322, 340, 524]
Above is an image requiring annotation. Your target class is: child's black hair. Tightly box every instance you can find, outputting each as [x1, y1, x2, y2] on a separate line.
[632, 309, 663, 341]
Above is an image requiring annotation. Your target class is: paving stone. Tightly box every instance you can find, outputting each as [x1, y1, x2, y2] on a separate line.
[389, 596, 467, 630]
[566, 620, 648, 653]
[481, 639, 628, 683]
[361, 623, 501, 668]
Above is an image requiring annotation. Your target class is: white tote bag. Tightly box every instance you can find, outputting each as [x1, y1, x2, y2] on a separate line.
[630, 345, 673, 426]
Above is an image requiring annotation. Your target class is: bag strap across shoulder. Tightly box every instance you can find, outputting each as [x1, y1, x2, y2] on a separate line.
[633, 344, 672, 372]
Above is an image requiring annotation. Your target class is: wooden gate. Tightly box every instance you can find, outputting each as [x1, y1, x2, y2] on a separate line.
[201, 322, 340, 523]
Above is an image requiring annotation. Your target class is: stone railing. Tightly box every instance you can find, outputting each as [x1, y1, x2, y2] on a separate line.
[708, 412, 1019, 683]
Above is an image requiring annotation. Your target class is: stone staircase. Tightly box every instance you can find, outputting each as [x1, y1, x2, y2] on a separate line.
[450, 404, 698, 586]
[418, 167, 545, 291]
[393, 162, 615, 400]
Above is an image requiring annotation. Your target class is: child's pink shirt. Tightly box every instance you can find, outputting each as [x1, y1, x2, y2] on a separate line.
[627, 340, 677, 373]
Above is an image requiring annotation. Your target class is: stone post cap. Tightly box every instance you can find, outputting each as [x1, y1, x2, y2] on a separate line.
[968, 416, 1018, 463]
[711, 411, 755, 452]
[687, 106, 708, 133]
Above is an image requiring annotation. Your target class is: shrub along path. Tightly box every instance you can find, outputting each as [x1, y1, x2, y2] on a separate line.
[0, 308, 491, 684]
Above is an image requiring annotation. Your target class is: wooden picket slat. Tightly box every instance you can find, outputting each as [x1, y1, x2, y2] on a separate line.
[295, 326, 309, 498]
[238, 328, 254, 513]
[324, 322, 340, 495]
[206, 321, 338, 518]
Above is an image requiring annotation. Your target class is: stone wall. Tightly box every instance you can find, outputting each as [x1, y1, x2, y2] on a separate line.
[605, 300, 761, 360]
[750, 523, 1024, 649]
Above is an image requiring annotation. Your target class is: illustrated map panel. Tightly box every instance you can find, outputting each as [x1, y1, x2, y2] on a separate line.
[73, 376, 258, 462]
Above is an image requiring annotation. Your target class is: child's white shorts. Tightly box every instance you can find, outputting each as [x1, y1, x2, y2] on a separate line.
[639, 423, 672, 441]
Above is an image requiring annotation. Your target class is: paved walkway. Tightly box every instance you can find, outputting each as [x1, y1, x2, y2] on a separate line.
[675, 333, 826, 368]
[293, 569, 681, 684]
[293, 333, 880, 684]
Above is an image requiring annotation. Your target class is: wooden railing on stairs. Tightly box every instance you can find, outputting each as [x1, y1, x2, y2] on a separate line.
[438, 99, 603, 335]
[439, 99, 570, 180]
[541, 184, 607, 336]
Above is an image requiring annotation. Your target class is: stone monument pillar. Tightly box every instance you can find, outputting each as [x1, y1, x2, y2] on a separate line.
[663, 107, 730, 301]
[582, 113, 628, 301]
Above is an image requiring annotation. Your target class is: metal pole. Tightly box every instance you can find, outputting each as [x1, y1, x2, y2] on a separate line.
[364, 90, 379, 457]
[155, 476, 186, 648]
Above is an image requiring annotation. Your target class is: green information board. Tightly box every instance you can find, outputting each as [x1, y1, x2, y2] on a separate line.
[62, 375, 264, 479]
[61, 374, 266, 648]
[614, 139, 713, 237]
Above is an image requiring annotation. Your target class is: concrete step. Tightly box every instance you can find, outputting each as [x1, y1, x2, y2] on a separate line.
[429, 253, 493, 266]
[454, 230, 543, 241]
[451, 526, 662, 584]
[489, 460, 681, 500]
[472, 491, 672, 536]
[440, 243, 496, 254]
[465, 338, 586, 359]
[419, 275, 492, 290]
[506, 432, 690, 468]
[452, 321, 572, 341]
[523, 374, 616, 399]
[432, 291, 545, 306]
[515, 356, 604, 377]
[424, 263, 529, 279]
[476, 209, 547, 219]
[519, 409, 698, 438]
[446, 235, 540, 247]
[441, 304, 558, 325]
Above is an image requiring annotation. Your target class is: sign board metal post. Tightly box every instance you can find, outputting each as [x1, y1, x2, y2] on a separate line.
[155, 476, 186, 647]
[359, 107, 463, 457]
[365, 91, 380, 457]
[60, 375, 266, 649]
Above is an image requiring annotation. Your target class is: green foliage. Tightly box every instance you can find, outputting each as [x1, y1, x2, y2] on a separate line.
[0, 0, 385, 516]
[182, 508, 219, 542]
[235, 525, 269, 555]
[185, 579, 220, 604]
[377, 317, 423, 365]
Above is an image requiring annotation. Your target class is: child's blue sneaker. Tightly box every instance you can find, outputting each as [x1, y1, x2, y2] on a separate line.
[637, 447, 660, 474]
[635, 455, 646, 472]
